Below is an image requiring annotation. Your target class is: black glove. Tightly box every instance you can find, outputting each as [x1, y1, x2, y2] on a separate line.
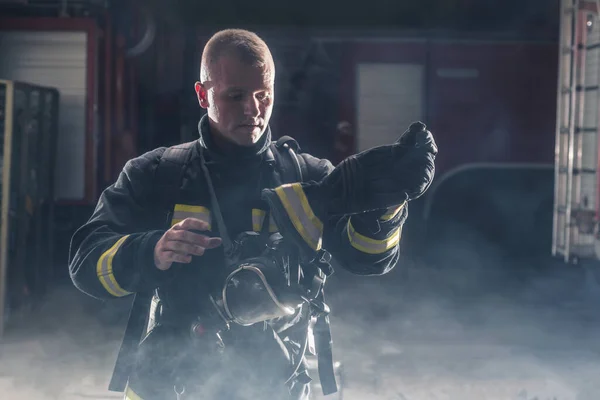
[331, 120, 437, 211]
[261, 121, 437, 257]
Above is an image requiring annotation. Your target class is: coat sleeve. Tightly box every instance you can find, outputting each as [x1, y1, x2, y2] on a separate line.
[298, 153, 408, 276]
[68, 148, 176, 300]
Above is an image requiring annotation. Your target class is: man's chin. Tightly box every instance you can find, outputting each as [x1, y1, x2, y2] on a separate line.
[234, 127, 263, 146]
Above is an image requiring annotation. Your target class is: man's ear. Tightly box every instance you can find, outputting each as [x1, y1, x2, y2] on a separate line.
[195, 81, 209, 109]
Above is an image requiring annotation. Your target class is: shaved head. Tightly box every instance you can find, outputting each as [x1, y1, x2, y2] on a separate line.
[200, 29, 275, 83]
[195, 29, 276, 148]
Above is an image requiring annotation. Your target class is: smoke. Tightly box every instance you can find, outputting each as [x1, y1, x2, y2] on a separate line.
[318, 166, 600, 400]
[0, 287, 126, 400]
[3, 244, 600, 400]
[2, 169, 600, 400]
[322, 238, 600, 400]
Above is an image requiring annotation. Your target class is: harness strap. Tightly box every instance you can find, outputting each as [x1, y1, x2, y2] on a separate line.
[270, 138, 339, 395]
[108, 142, 197, 393]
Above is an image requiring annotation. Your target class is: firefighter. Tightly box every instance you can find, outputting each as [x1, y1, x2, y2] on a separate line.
[68, 29, 436, 400]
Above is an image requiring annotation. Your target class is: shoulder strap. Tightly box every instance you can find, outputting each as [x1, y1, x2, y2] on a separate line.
[153, 141, 198, 225]
[270, 135, 307, 184]
[110, 143, 197, 393]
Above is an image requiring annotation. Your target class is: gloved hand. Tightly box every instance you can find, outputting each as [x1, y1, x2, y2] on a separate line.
[261, 121, 437, 256]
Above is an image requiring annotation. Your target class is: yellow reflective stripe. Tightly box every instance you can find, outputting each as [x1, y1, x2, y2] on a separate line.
[124, 386, 144, 400]
[252, 209, 267, 232]
[171, 204, 211, 229]
[96, 235, 132, 297]
[274, 183, 323, 250]
[380, 202, 405, 221]
[268, 213, 278, 233]
[347, 219, 401, 254]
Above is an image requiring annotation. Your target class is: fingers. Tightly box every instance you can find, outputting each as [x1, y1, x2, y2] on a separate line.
[163, 225, 222, 253]
[172, 217, 211, 232]
[162, 240, 208, 256]
[155, 218, 223, 270]
[154, 247, 193, 270]
[206, 237, 223, 249]
[415, 130, 437, 154]
[396, 121, 437, 156]
[165, 228, 223, 248]
[160, 251, 192, 264]
[160, 233, 222, 256]
[408, 121, 426, 132]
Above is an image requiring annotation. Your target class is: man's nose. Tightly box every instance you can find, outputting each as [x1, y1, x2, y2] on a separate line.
[243, 97, 260, 117]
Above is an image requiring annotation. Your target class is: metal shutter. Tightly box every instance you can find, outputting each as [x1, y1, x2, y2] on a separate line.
[0, 31, 88, 201]
[356, 63, 424, 152]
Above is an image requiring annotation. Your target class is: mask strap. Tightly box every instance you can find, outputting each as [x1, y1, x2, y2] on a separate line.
[199, 147, 234, 264]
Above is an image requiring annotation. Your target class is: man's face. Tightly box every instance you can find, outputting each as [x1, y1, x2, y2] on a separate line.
[195, 54, 274, 147]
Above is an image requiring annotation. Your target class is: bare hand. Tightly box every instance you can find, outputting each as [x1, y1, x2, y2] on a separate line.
[154, 217, 222, 271]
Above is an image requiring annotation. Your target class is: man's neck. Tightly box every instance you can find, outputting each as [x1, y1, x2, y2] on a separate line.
[210, 128, 238, 154]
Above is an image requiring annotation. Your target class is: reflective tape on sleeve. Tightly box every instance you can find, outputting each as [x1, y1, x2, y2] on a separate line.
[273, 183, 323, 250]
[96, 235, 132, 297]
[252, 209, 267, 232]
[380, 202, 405, 222]
[347, 219, 401, 254]
[124, 386, 144, 400]
[170, 204, 211, 229]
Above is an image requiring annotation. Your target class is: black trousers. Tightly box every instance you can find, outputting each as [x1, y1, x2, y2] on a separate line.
[124, 325, 311, 400]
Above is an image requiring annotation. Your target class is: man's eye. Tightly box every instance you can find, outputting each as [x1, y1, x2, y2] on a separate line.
[229, 93, 243, 100]
[257, 93, 270, 102]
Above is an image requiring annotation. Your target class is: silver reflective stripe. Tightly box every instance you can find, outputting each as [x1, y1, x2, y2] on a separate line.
[96, 235, 131, 297]
[252, 209, 266, 232]
[171, 204, 211, 229]
[347, 219, 401, 254]
[274, 183, 323, 250]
